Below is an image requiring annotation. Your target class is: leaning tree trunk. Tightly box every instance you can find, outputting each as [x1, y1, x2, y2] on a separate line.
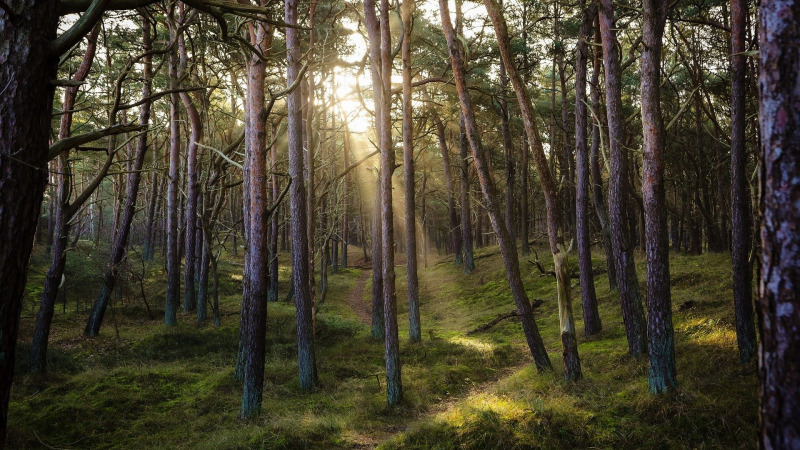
[0, 2, 60, 440]
[287, 0, 318, 392]
[599, 0, 648, 356]
[729, 0, 757, 364]
[574, 0, 602, 337]
[440, 0, 553, 373]
[483, 0, 581, 380]
[401, 0, 421, 343]
[641, 0, 676, 393]
[85, 31, 153, 336]
[757, 0, 800, 445]
[29, 23, 101, 372]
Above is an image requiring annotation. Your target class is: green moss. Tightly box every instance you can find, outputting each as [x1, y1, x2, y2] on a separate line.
[8, 247, 757, 448]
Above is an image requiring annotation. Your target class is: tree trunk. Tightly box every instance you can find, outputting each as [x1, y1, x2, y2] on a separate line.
[180, 16, 203, 313]
[0, 2, 60, 440]
[729, 0, 757, 364]
[240, 16, 274, 417]
[598, 0, 648, 356]
[401, 0, 421, 343]
[29, 23, 101, 372]
[287, 0, 318, 393]
[757, 0, 800, 444]
[85, 18, 153, 337]
[575, 1, 602, 337]
[377, 0, 402, 406]
[589, 16, 617, 291]
[441, 0, 553, 373]
[641, 0, 676, 392]
[456, 0, 475, 275]
[269, 122, 280, 303]
[165, 14, 182, 327]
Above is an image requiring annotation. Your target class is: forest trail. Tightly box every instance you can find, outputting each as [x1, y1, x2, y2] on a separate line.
[347, 269, 372, 326]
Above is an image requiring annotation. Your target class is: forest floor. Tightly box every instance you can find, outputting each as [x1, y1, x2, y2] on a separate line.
[7, 242, 757, 448]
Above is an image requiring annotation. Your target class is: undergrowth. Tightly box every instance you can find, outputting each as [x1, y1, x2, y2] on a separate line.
[8, 243, 756, 448]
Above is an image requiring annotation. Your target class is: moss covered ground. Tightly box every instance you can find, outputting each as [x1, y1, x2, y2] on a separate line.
[8, 243, 757, 448]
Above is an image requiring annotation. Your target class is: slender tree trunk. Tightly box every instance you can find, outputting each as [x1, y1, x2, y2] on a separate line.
[589, 16, 617, 291]
[287, 0, 318, 392]
[165, 14, 182, 327]
[483, 0, 581, 379]
[427, 95, 461, 264]
[269, 122, 280, 302]
[441, 0, 553, 373]
[499, 54, 515, 242]
[402, 0, 421, 343]
[729, 0, 757, 364]
[456, 0, 474, 275]
[85, 18, 153, 336]
[575, 1, 602, 337]
[758, 0, 800, 444]
[341, 122, 351, 269]
[641, 0, 676, 393]
[378, 0, 402, 406]
[364, 0, 385, 341]
[598, 0, 648, 356]
[29, 24, 100, 372]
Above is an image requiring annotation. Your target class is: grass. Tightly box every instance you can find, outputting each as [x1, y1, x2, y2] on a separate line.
[7, 242, 757, 448]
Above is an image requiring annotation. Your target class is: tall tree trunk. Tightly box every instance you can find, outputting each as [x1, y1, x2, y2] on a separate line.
[179, 14, 203, 313]
[575, 1, 602, 337]
[729, 0, 757, 364]
[240, 15, 274, 417]
[499, 51, 515, 242]
[377, 0, 402, 406]
[456, 0, 474, 275]
[364, 0, 385, 341]
[441, 0, 553, 373]
[425, 91, 461, 264]
[757, 0, 800, 444]
[29, 24, 101, 372]
[341, 121, 351, 269]
[483, 0, 581, 379]
[598, 0, 648, 356]
[401, 0, 421, 343]
[85, 18, 153, 336]
[0, 1, 60, 440]
[165, 13, 182, 327]
[641, 0, 676, 392]
[287, 0, 318, 392]
[589, 16, 617, 290]
[269, 122, 280, 302]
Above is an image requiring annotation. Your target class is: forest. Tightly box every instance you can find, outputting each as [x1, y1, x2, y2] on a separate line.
[0, 0, 798, 446]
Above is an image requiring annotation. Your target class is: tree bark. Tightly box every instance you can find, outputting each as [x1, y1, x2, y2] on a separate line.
[441, 0, 553, 373]
[401, 0, 421, 343]
[0, 1, 60, 440]
[378, 0, 402, 406]
[757, 0, 800, 445]
[287, 0, 318, 393]
[729, 0, 757, 364]
[641, 0, 676, 392]
[165, 12, 182, 327]
[85, 17, 153, 337]
[598, 0, 648, 356]
[575, 1, 602, 337]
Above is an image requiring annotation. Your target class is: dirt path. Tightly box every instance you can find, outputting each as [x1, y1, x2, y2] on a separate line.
[347, 269, 372, 326]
